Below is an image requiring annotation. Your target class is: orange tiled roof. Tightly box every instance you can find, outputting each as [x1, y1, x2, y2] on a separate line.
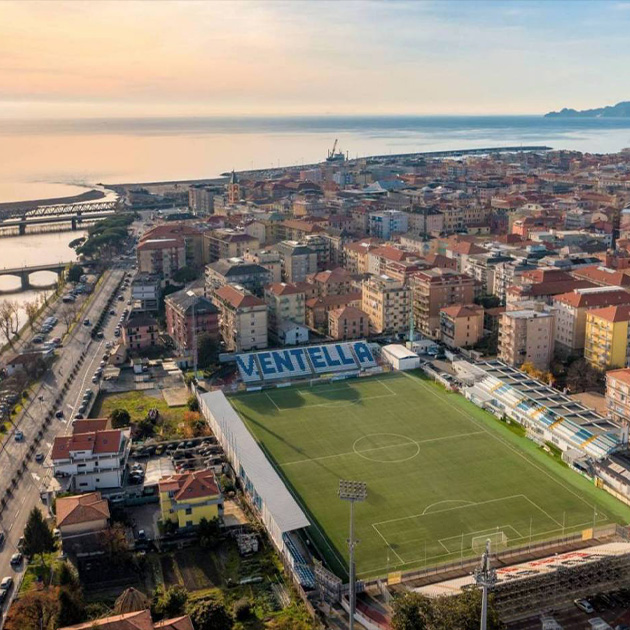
[56, 492, 110, 528]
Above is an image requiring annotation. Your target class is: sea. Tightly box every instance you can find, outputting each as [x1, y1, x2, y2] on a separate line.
[1, 114, 630, 331]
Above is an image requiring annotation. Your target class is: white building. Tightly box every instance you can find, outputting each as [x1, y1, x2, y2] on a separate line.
[382, 344, 420, 370]
[51, 427, 131, 492]
[131, 274, 161, 312]
[368, 210, 409, 240]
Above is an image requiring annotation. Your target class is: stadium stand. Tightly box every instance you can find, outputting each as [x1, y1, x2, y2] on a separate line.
[234, 340, 377, 383]
[461, 360, 623, 461]
[283, 534, 316, 589]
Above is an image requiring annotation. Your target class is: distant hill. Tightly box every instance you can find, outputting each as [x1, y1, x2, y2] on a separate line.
[545, 101, 630, 118]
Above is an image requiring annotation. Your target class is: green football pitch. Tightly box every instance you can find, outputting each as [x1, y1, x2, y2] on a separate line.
[229, 371, 630, 579]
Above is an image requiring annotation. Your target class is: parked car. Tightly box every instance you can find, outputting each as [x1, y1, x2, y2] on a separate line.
[14, 431, 23, 442]
[9, 553, 22, 567]
[574, 599, 595, 614]
[83, 319, 91, 326]
[55, 410, 64, 419]
[35, 453, 44, 463]
[0, 532, 5, 547]
[0, 577, 13, 591]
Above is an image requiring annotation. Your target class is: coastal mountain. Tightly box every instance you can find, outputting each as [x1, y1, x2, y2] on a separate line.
[545, 101, 630, 118]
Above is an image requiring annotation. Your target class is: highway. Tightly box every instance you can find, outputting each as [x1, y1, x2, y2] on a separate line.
[0, 228, 142, 623]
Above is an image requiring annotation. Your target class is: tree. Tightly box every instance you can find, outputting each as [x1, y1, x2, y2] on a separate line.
[233, 597, 251, 621]
[57, 562, 79, 588]
[3, 588, 60, 630]
[197, 332, 218, 369]
[392, 590, 502, 630]
[0, 299, 20, 348]
[110, 408, 131, 428]
[23, 507, 56, 567]
[154, 585, 189, 619]
[56, 588, 85, 627]
[25, 300, 40, 328]
[172, 266, 199, 284]
[392, 592, 432, 630]
[198, 517, 222, 550]
[187, 597, 233, 630]
[66, 264, 84, 283]
[187, 395, 199, 412]
[59, 300, 80, 333]
[134, 416, 155, 439]
[101, 523, 131, 567]
[566, 358, 604, 393]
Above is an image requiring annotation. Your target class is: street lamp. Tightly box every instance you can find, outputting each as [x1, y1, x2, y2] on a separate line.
[339, 480, 367, 630]
[474, 540, 497, 630]
[186, 290, 198, 380]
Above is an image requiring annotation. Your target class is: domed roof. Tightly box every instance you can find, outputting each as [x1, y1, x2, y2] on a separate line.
[114, 587, 149, 614]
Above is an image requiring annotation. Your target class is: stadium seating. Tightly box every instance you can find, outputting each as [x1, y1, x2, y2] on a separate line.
[235, 353, 262, 383]
[283, 534, 316, 589]
[234, 340, 377, 383]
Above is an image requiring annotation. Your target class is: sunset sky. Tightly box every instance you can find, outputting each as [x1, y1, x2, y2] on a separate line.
[2, 0, 630, 118]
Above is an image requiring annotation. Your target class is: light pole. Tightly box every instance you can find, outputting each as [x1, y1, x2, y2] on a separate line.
[186, 290, 198, 380]
[339, 480, 367, 630]
[474, 540, 497, 630]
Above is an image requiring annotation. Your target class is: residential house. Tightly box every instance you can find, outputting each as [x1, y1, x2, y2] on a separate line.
[159, 469, 223, 529]
[58, 610, 194, 630]
[205, 258, 273, 297]
[52, 427, 131, 492]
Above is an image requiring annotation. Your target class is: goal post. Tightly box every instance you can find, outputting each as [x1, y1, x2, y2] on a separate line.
[471, 530, 508, 553]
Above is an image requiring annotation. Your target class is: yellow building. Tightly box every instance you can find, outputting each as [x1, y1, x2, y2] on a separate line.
[158, 469, 223, 529]
[584, 305, 630, 370]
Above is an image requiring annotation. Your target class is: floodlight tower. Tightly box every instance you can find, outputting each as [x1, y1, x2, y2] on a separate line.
[339, 480, 367, 630]
[474, 539, 497, 630]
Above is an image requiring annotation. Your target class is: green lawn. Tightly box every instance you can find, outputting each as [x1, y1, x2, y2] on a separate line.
[229, 371, 630, 580]
[90, 390, 189, 439]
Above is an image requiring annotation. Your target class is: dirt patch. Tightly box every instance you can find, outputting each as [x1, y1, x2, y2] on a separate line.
[175, 547, 221, 591]
[160, 554, 181, 588]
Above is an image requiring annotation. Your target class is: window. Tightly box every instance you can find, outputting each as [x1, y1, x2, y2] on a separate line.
[185, 507, 192, 515]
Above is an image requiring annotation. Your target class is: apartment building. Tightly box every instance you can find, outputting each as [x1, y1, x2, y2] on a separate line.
[203, 229, 259, 263]
[439, 304, 484, 348]
[463, 253, 513, 295]
[275, 241, 318, 282]
[411, 268, 477, 339]
[130, 274, 161, 312]
[343, 240, 380, 275]
[498, 302, 555, 370]
[264, 282, 306, 332]
[305, 292, 362, 331]
[307, 267, 354, 297]
[584, 305, 630, 370]
[406, 207, 444, 237]
[304, 234, 332, 270]
[188, 184, 216, 214]
[492, 261, 538, 303]
[52, 426, 131, 492]
[368, 210, 409, 239]
[159, 469, 223, 529]
[205, 259, 273, 297]
[213, 284, 268, 352]
[553, 286, 630, 358]
[361, 275, 411, 336]
[121, 313, 159, 350]
[165, 290, 219, 356]
[136, 236, 186, 283]
[605, 368, 630, 428]
[328, 305, 369, 341]
[366, 246, 419, 277]
[243, 249, 282, 282]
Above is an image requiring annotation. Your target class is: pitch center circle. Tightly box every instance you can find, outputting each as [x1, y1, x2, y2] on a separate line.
[353, 433, 420, 463]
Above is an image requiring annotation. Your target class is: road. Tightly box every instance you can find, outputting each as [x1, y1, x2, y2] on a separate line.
[0, 251, 138, 622]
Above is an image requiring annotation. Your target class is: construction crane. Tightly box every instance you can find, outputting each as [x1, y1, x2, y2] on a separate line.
[326, 138, 345, 163]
